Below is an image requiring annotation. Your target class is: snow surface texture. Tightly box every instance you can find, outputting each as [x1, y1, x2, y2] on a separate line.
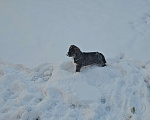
[0, 0, 150, 67]
[0, 0, 150, 119]
[1, 54, 150, 120]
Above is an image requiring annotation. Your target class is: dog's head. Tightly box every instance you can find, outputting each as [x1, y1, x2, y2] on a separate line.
[66, 45, 81, 57]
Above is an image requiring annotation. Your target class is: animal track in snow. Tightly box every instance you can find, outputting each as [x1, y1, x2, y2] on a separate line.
[130, 14, 150, 35]
[22, 110, 41, 120]
[0, 69, 4, 77]
[105, 105, 111, 112]
[101, 98, 106, 104]
[144, 75, 150, 89]
[43, 70, 52, 81]
[145, 15, 150, 24]
[32, 63, 53, 81]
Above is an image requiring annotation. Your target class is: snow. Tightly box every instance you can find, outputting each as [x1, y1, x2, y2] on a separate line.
[1, 55, 150, 120]
[0, 0, 150, 120]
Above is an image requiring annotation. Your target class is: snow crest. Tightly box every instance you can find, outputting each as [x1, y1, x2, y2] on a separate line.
[0, 56, 150, 120]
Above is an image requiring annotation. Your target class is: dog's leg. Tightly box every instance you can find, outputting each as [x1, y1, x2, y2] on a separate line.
[97, 63, 106, 67]
[76, 64, 82, 72]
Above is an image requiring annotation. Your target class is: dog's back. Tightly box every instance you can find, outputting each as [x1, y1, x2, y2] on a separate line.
[80, 52, 106, 66]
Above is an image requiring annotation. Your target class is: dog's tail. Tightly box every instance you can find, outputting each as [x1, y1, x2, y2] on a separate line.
[102, 55, 108, 66]
[105, 63, 108, 66]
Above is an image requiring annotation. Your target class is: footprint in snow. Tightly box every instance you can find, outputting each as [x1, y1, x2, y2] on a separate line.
[144, 75, 150, 91]
[43, 70, 52, 81]
[105, 105, 111, 112]
[32, 63, 53, 81]
[129, 14, 150, 35]
[0, 69, 4, 77]
[101, 98, 106, 104]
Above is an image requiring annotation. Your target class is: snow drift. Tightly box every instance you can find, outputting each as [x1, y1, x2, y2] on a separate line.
[0, 54, 150, 120]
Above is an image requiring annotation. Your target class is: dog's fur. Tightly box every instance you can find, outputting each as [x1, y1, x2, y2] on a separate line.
[66, 45, 107, 72]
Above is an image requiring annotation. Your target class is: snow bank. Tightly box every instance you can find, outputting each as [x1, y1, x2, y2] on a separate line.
[0, 55, 150, 120]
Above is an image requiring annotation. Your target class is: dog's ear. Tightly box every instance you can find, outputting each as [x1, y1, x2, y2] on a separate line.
[69, 45, 76, 50]
[74, 47, 81, 55]
[74, 47, 80, 51]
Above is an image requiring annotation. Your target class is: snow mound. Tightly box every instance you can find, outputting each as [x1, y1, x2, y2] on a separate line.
[0, 55, 150, 120]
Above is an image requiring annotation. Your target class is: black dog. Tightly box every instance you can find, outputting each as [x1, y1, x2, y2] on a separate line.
[66, 45, 107, 72]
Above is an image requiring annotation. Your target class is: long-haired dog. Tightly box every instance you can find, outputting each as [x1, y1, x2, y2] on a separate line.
[66, 45, 107, 72]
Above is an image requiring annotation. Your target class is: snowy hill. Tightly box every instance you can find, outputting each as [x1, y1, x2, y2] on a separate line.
[1, 54, 150, 120]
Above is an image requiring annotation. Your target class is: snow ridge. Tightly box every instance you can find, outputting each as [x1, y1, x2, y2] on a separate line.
[0, 55, 150, 120]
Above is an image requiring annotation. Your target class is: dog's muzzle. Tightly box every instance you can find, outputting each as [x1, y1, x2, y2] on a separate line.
[66, 53, 69, 56]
